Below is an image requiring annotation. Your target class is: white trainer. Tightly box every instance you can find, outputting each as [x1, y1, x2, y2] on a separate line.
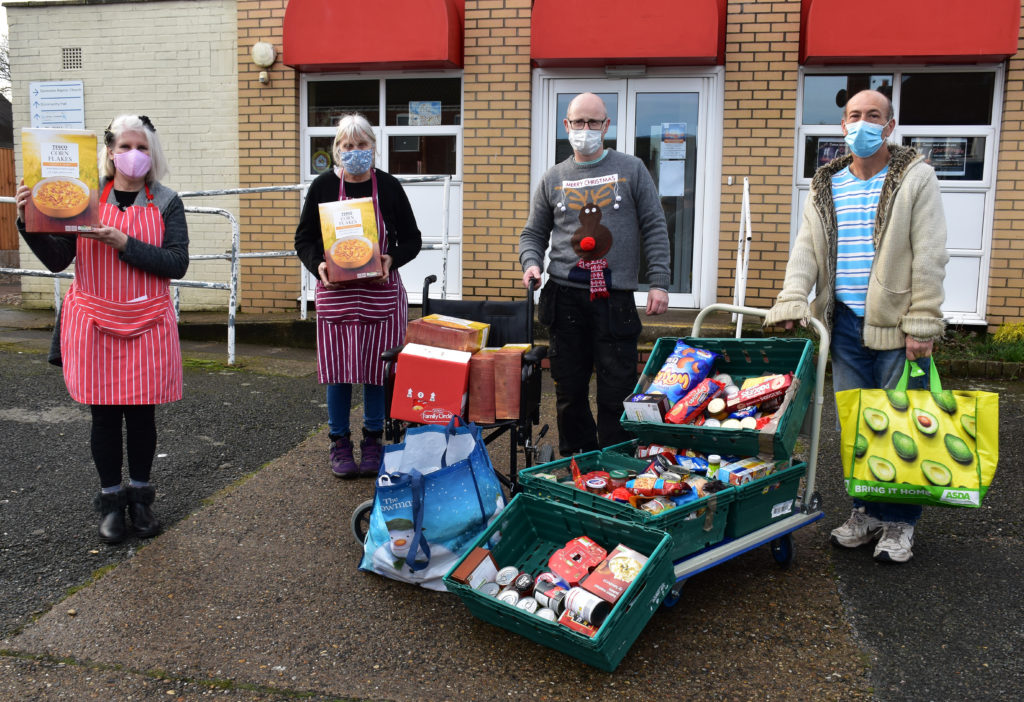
[830, 507, 883, 548]
[874, 521, 915, 563]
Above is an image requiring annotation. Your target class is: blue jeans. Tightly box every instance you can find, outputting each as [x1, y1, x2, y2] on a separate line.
[832, 303, 928, 525]
[327, 383, 386, 437]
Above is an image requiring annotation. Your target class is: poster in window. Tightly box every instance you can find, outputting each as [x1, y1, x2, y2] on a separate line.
[656, 123, 686, 197]
[816, 137, 847, 167]
[909, 138, 967, 177]
[409, 101, 442, 126]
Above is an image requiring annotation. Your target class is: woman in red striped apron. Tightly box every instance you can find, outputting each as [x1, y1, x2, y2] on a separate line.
[18, 114, 189, 543]
[295, 114, 422, 478]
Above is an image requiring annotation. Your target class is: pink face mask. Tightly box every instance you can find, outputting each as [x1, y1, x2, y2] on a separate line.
[112, 149, 152, 179]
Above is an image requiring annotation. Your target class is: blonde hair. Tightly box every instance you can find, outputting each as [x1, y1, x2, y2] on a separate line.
[102, 114, 168, 183]
[332, 113, 377, 166]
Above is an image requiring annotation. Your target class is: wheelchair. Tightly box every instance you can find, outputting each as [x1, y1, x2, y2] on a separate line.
[351, 274, 552, 544]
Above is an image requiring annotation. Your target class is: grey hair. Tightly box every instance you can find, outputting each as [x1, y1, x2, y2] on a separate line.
[332, 113, 377, 166]
[102, 114, 168, 183]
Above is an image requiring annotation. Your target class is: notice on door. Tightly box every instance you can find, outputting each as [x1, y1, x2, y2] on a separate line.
[656, 122, 686, 197]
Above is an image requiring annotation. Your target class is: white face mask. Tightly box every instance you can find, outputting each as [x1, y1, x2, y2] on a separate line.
[568, 128, 603, 156]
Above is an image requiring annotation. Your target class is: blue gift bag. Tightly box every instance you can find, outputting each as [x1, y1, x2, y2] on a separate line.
[359, 417, 505, 591]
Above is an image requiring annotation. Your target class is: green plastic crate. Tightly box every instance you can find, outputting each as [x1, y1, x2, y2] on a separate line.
[724, 462, 807, 538]
[518, 451, 735, 562]
[443, 493, 675, 672]
[620, 336, 816, 459]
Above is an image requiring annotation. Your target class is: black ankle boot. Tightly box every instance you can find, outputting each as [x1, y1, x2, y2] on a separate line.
[94, 491, 128, 544]
[126, 484, 161, 538]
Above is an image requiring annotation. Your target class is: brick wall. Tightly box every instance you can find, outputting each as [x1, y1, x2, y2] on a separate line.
[989, 11, 1024, 331]
[717, 0, 801, 312]
[236, 0, 301, 313]
[460, 0, 533, 301]
[8, 0, 239, 310]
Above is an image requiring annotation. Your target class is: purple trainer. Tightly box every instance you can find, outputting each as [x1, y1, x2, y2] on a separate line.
[358, 435, 384, 477]
[330, 435, 357, 478]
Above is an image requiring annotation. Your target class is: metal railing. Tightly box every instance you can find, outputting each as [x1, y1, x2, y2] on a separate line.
[0, 175, 454, 365]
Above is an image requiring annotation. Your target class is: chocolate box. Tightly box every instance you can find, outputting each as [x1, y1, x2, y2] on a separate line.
[406, 314, 490, 353]
[391, 343, 471, 425]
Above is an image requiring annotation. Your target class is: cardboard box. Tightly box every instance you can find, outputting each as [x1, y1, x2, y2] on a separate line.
[493, 344, 529, 420]
[582, 544, 650, 605]
[622, 392, 671, 422]
[449, 547, 499, 589]
[21, 128, 100, 233]
[391, 343, 471, 425]
[318, 197, 383, 283]
[468, 348, 498, 424]
[406, 314, 490, 353]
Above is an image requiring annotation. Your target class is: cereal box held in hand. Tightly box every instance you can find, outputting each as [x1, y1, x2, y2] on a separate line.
[318, 197, 383, 283]
[21, 128, 101, 234]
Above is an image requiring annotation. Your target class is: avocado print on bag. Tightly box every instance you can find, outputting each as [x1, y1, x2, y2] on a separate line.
[837, 360, 999, 507]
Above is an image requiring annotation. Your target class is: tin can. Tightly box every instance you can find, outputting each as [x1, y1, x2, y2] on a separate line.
[533, 580, 567, 615]
[513, 572, 535, 596]
[478, 582, 501, 597]
[497, 589, 520, 606]
[536, 607, 557, 622]
[534, 572, 559, 587]
[495, 566, 519, 587]
[516, 596, 539, 614]
[564, 587, 612, 626]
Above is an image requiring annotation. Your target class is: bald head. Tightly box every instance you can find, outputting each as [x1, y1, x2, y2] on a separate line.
[844, 90, 894, 123]
[567, 93, 608, 122]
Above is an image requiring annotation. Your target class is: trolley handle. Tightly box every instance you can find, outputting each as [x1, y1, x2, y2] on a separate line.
[690, 303, 829, 357]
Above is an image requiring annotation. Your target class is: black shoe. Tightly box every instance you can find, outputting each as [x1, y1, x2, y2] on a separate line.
[126, 484, 161, 538]
[94, 491, 128, 544]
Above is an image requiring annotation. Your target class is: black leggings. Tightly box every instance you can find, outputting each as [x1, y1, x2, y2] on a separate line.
[90, 404, 157, 489]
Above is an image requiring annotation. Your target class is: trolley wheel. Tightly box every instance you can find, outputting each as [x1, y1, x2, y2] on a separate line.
[806, 491, 822, 512]
[537, 445, 555, 465]
[770, 534, 795, 569]
[663, 578, 687, 608]
[351, 499, 374, 544]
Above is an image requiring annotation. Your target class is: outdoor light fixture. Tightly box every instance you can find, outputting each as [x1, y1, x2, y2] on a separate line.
[251, 42, 276, 84]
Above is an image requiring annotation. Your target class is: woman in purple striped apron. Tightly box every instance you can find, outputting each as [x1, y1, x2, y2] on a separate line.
[295, 114, 422, 477]
[18, 115, 189, 543]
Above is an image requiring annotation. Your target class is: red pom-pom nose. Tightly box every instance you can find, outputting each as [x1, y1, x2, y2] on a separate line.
[580, 236, 596, 251]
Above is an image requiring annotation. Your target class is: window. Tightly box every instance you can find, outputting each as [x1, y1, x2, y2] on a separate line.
[302, 75, 462, 179]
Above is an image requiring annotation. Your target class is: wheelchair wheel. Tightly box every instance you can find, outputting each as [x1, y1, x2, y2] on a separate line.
[351, 499, 373, 544]
[536, 445, 555, 465]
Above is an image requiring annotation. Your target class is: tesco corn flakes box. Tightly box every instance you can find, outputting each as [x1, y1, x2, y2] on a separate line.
[21, 128, 100, 233]
[318, 196, 384, 283]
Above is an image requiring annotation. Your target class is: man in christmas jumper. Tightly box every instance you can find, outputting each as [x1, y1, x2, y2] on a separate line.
[520, 92, 671, 456]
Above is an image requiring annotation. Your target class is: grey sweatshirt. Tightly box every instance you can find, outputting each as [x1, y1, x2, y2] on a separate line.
[519, 150, 671, 291]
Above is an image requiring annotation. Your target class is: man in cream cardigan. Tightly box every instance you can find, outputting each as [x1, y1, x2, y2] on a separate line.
[766, 89, 948, 563]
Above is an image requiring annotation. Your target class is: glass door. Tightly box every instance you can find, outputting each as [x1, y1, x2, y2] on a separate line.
[541, 76, 712, 308]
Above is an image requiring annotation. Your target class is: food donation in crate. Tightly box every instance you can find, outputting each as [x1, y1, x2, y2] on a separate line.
[449, 537, 651, 637]
[623, 339, 793, 430]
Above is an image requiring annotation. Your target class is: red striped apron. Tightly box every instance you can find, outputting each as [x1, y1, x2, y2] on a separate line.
[60, 181, 182, 405]
[316, 170, 408, 385]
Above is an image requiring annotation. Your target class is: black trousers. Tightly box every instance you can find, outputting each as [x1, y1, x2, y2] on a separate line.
[90, 404, 157, 489]
[540, 283, 641, 457]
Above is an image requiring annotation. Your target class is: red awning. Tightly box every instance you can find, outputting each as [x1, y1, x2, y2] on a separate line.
[531, 0, 726, 67]
[283, 0, 464, 71]
[802, 0, 1020, 64]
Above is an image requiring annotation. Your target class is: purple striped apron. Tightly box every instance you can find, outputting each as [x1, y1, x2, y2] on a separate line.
[315, 170, 407, 385]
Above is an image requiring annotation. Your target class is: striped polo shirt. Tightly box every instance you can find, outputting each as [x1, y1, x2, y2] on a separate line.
[831, 165, 888, 316]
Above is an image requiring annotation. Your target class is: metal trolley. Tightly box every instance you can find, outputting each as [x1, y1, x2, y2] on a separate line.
[659, 303, 829, 606]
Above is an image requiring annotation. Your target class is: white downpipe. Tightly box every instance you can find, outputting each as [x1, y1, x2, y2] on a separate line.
[732, 177, 753, 337]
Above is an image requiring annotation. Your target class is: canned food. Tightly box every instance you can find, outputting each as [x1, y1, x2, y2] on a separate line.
[703, 418, 721, 427]
[534, 572, 559, 586]
[513, 572, 535, 595]
[533, 580, 567, 614]
[516, 596, 539, 614]
[478, 582, 501, 597]
[740, 416, 758, 430]
[495, 566, 519, 587]
[497, 589, 520, 606]
[536, 607, 557, 621]
[564, 587, 612, 626]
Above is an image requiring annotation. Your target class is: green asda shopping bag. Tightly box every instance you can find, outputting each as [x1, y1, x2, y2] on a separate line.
[836, 360, 998, 507]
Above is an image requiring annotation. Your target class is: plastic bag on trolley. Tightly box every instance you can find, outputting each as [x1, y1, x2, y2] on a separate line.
[359, 416, 506, 591]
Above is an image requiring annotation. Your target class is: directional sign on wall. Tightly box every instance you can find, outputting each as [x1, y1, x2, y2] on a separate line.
[29, 81, 86, 129]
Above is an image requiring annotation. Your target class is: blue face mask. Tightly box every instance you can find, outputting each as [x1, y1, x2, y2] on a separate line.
[844, 120, 887, 158]
[339, 149, 373, 175]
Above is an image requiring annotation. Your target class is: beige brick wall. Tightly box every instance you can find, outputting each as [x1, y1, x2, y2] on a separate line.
[717, 0, 801, 313]
[989, 11, 1024, 331]
[236, 0, 301, 314]
[460, 0, 533, 301]
[8, 0, 239, 310]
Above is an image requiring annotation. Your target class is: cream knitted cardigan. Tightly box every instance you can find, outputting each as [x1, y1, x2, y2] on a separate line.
[765, 145, 948, 350]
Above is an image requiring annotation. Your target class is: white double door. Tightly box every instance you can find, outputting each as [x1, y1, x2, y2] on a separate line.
[534, 73, 723, 309]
